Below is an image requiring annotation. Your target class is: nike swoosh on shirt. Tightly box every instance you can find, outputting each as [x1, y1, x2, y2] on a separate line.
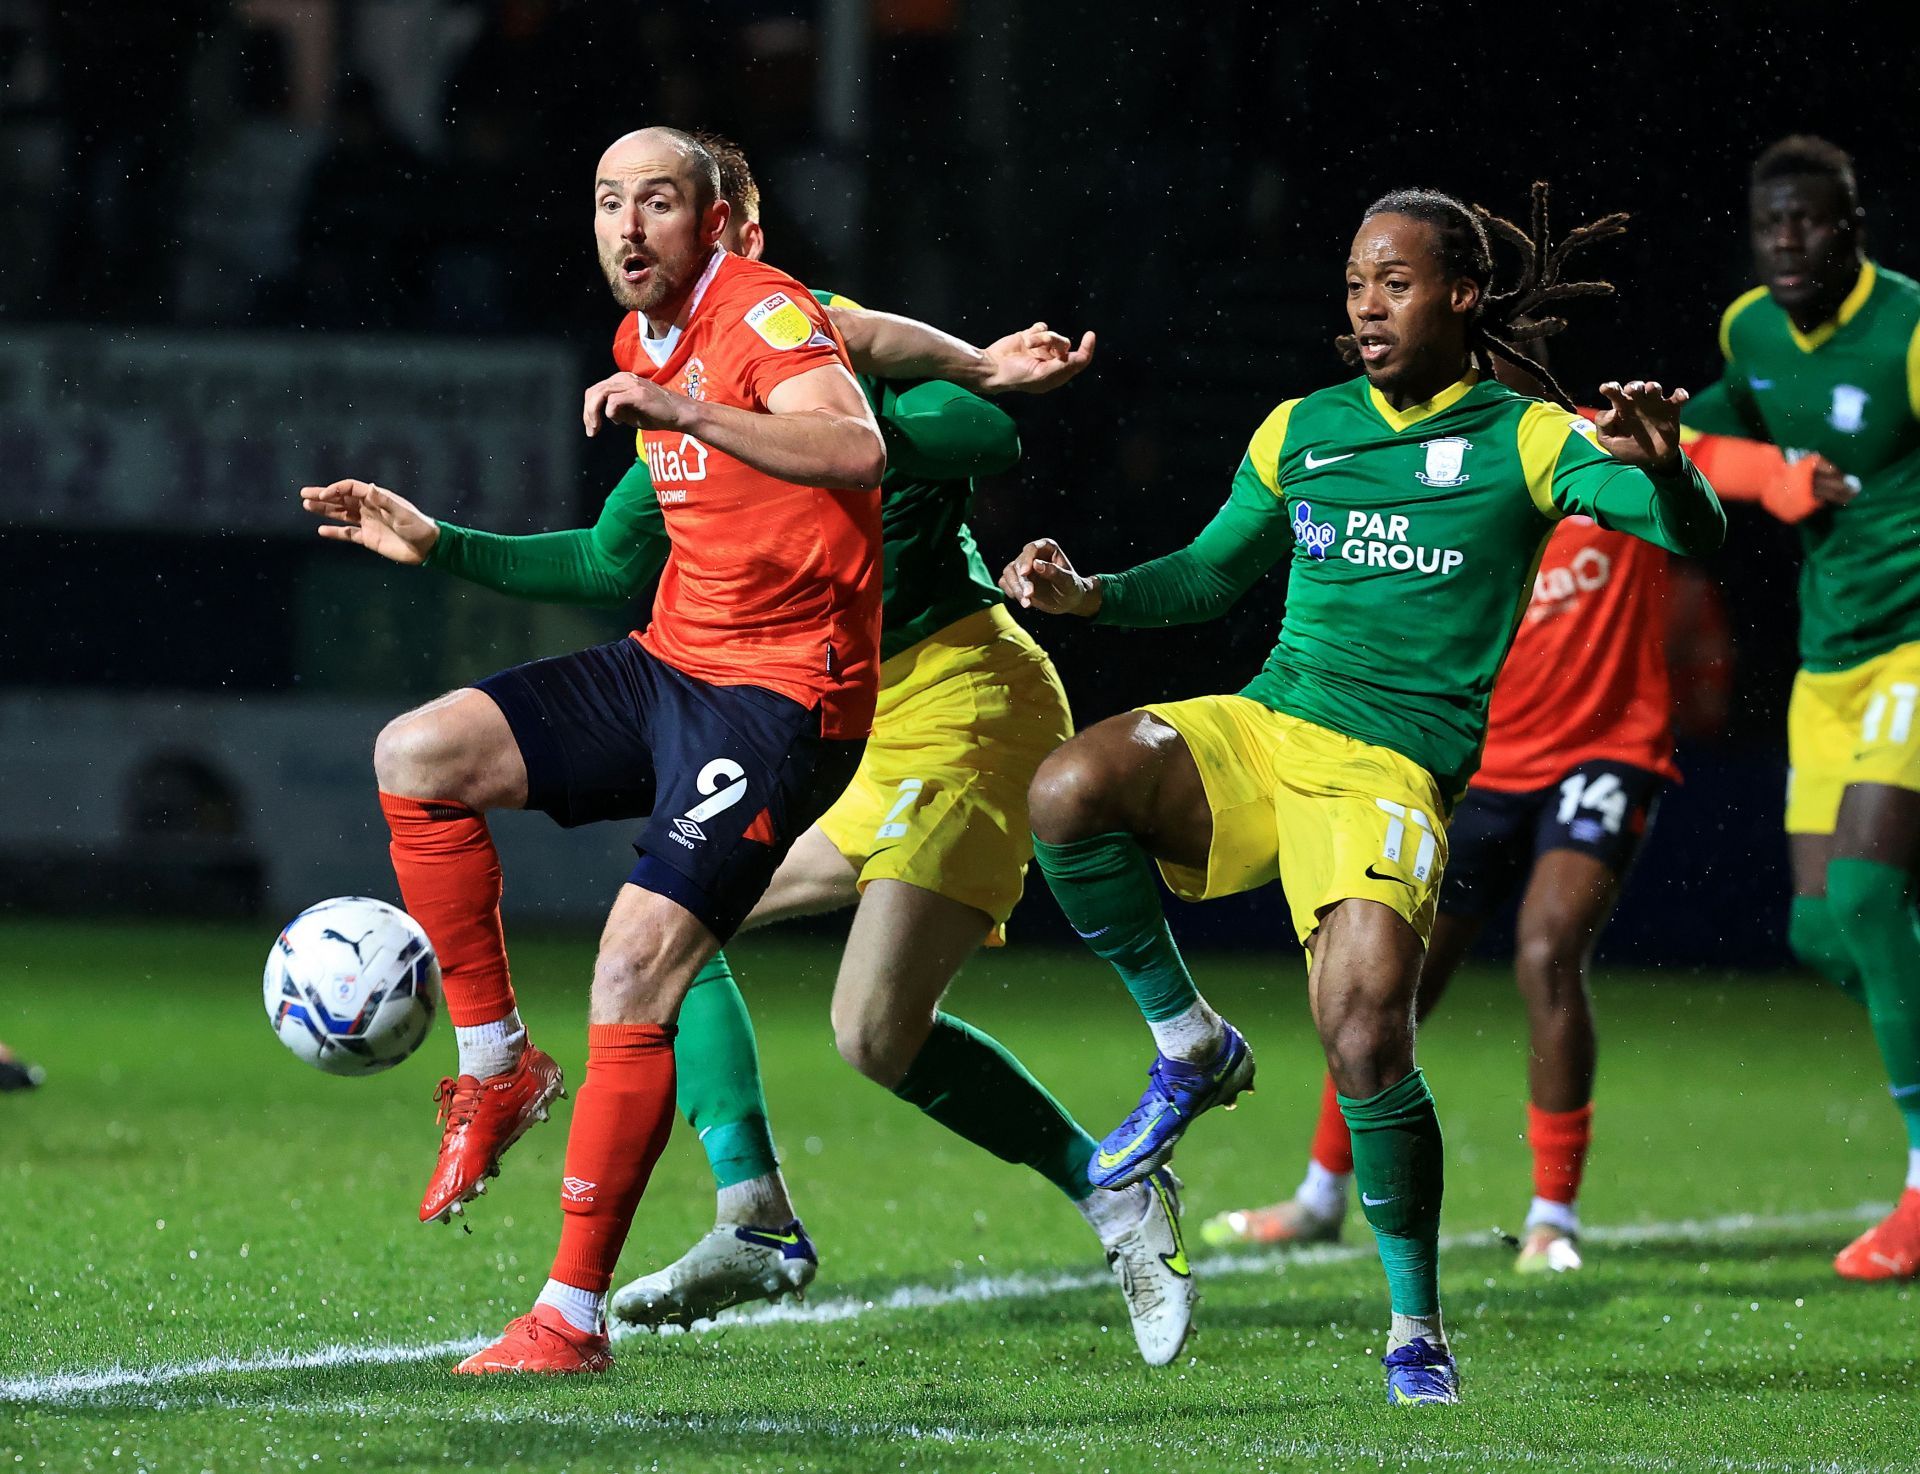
[1303, 451, 1355, 469]
[1364, 863, 1412, 885]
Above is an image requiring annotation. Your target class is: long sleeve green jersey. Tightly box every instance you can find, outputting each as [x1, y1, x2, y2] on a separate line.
[1680, 261, 1920, 672]
[1096, 373, 1725, 797]
[428, 295, 1018, 661]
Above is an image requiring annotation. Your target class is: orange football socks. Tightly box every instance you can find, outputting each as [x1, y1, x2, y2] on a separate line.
[1528, 1101, 1594, 1206]
[378, 792, 515, 1028]
[549, 1023, 678, 1295]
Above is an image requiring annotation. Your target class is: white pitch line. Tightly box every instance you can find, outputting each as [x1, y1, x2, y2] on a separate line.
[0, 1202, 1884, 1408]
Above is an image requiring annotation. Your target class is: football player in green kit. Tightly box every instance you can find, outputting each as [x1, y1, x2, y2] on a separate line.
[305, 137, 1198, 1366]
[1002, 184, 1725, 1405]
[1682, 136, 1920, 1281]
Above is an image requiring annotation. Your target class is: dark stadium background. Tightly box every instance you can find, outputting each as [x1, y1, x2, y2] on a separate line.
[1, 0, 1913, 966]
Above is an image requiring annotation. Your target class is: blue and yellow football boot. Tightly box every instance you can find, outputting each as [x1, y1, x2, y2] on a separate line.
[1383, 1337, 1460, 1405]
[1090, 1023, 1255, 1189]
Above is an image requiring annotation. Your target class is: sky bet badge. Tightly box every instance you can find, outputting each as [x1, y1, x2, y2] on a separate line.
[1292, 501, 1337, 559]
[746, 292, 816, 350]
[1417, 436, 1472, 487]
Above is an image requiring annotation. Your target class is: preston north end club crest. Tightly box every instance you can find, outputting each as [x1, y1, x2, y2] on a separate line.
[1416, 436, 1472, 487]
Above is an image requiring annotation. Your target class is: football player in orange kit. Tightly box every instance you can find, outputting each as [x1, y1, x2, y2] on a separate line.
[307, 126, 887, 1374]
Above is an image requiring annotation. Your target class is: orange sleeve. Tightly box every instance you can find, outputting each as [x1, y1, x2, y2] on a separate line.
[1683, 430, 1818, 524]
[713, 282, 849, 407]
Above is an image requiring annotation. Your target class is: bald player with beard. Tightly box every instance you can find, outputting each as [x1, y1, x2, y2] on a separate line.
[306, 127, 886, 1373]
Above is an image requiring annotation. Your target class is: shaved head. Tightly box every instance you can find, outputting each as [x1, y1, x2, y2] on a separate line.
[596, 127, 720, 215]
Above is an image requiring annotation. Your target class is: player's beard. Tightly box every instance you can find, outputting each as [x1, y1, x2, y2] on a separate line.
[601, 239, 704, 316]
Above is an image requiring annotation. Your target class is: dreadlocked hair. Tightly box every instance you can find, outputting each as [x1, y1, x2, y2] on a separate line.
[1337, 182, 1629, 412]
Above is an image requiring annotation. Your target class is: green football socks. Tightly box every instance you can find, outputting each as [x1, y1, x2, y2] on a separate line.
[1788, 894, 1866, 1005]
[1032, 832, 1200, 1023]
[1826, 858, 1920, 1151]
[674, 952, 781, 1188]
[893, 1013, 1099, 1200]
[1340, 1068, 1445, 1318]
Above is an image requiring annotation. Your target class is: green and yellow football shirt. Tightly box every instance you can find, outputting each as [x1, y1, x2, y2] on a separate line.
[1683, 261, 1920, 672]
[1096, 374, 1724, 797]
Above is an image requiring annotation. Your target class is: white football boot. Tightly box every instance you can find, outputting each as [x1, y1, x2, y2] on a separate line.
[610, 1220, 818, 1330]
[1102, 1168, 1196, 1366]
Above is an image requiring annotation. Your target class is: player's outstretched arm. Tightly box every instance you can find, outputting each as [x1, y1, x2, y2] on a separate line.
[1546, 382, 1726, 557]
[300, 464, 668, 605]
[1000, 462, 1294, 626]
[831, 309, 1096, 396]
[584, 366, 886, 491]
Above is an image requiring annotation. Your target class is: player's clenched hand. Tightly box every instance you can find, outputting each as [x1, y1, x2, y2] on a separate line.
[999, 538, 1102, 616]
[1807, 453, 1862, 508]
[300, 479, 439, 565]
[978, 323, 1097, 396]
[1593, 381, 1688, 474]
[583, 372, 688, 436]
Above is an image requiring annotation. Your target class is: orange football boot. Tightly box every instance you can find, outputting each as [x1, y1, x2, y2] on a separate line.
[453, 1304, 612, 1375]
[419, 1044, 566, 1224]
[1835, 1189, 1920, 1281]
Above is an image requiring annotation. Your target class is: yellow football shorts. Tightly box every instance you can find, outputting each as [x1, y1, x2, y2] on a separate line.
[816, 604, 1072, 939]
[1785, 640, 1920, 835]
[1138, 694, 1449, 947]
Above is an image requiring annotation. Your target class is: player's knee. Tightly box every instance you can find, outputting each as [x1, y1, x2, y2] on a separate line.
[1316, 997, 1408, 1097]
[831, 1012, 910, 1086]
[1028, 745, 1120, 844]
[590, 943, 678, 1025]
[374, 710, 465, 799]
[1514, 925, 1590, 1001]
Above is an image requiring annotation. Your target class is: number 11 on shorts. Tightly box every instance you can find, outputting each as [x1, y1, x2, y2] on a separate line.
[1375, 798, 1438, 882]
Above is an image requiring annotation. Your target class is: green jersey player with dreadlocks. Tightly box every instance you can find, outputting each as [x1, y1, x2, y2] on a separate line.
[1682, 135, 1920, 1282]
[1001, 183, 1725, 1406]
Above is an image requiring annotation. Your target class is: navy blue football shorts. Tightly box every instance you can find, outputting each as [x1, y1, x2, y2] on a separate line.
[1438, 758, 1666, 921]
[474, 637, 863, 941]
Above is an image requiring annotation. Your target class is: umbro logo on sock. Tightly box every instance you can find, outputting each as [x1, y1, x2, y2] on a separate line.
[562, 1176, 598, 1204]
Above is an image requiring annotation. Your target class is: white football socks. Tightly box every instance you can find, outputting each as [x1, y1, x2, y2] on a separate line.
[536, 1278, 605, 1335]
[1907, 1149, 1920, 1192]
[716, 1171, 797, 1230]
[1148, 999, 1226, 1064]
[454, 1008, 526, 1080]
[1296, 1160, 1351, 1223]
[1388, 1310, 1447, 1354]
[1525, 1195, 1580, 1236]
[1078, 1179, 1151, 1246]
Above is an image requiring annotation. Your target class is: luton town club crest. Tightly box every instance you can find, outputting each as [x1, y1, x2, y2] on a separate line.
[1416, 436, 1472, 487]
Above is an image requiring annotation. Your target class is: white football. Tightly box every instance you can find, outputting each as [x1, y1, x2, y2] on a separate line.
[263, 896, 439, 1075]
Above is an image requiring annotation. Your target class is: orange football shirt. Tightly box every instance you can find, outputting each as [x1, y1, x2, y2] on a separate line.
[1473, 514, 1680, 793]
[611, 250, 882, 738]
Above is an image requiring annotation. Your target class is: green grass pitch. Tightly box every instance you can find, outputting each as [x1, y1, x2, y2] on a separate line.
[3, 917, 1917, 1473]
